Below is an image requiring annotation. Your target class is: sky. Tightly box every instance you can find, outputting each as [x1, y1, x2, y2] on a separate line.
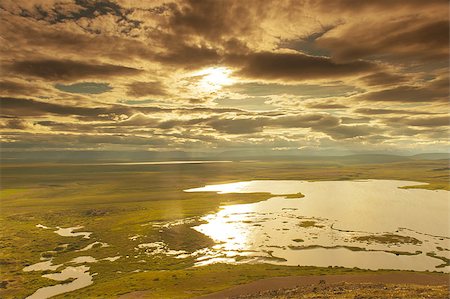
[0, 0, 449, 156]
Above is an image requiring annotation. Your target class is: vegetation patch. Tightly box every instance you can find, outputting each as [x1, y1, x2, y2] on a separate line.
[354, 234, 422, 245]
[298, 221, 324, 228]
[426, 252, 450, 268]
[283, 193, 305, 199]
[160, 224, 215, 252]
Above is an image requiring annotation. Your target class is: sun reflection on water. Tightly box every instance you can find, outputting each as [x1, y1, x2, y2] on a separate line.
[194, 204, 255, 251]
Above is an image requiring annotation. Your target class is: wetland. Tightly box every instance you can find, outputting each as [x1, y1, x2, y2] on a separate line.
[0, 159, 449, 298]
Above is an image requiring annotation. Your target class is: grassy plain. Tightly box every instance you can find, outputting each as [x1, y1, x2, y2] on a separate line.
[0, 158, 448, 298]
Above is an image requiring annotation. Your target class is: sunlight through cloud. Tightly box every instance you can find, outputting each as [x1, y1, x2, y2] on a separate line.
[196, 67, 234, 93]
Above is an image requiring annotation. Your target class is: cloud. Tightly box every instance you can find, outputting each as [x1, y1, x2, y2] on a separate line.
[308, 103, 348, 109]
[318, 18, 449, 62]
[0, 97, 243, 121]
[1, 132, 171, 150]
[166, 0, 256, 42]
[359, 72, 407, 86]
[0, 13, 153, 62]
[206, 117, 267, 134]
[0, 97, 140, 119]
[214, 97, 276, 111]
[225, 82, 360, 97]
[116, 113, 160, 127]
[233, 51, 377, 81]
[273, 114, 339, 129]
[5, 59, 142, 81]
[355, 108, 437, 115]
[205, 113, 341, 135]
[358, 84, 448, 102]
[313, 0, 449, 13]
[55, 82, 113, 94]
[0, 80, 47, 96]
[154, 43, 221, 68]
[0, 0, 448, 154]
[403, 116, 449, 127]
[0, 117, 32, 130]
[320, 124, 382, 140]
[126, 81, 168, 97]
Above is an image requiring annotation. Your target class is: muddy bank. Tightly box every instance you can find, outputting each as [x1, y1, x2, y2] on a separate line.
[195, 273, 450, 299]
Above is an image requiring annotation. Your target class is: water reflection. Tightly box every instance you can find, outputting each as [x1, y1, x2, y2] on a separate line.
[186, 180, 450, 272]
[200, 207, 256, 251]
[26, 266, 93, 299]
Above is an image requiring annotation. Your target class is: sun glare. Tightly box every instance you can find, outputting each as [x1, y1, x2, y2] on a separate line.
[197, 67, 234, 92]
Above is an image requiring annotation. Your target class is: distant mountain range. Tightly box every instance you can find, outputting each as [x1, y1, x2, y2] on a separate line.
[1, 150, 448, 164]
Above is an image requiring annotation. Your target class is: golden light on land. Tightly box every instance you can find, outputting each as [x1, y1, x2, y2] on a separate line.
[197, 67, 234, 92]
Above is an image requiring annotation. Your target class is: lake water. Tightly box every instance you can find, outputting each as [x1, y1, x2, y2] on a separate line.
[185, 180, 450, 272]
[26, 266, 93, 299]
[54, 226, 92, 239]
[87, 160, 232, 166]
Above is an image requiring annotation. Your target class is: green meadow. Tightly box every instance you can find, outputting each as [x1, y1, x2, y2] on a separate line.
[0, 158, 448, 298]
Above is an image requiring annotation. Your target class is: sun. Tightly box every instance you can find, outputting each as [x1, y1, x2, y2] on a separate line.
[197, 67, 234, 92]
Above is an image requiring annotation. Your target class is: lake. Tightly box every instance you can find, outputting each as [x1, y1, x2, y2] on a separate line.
[185, 180, 449, 272]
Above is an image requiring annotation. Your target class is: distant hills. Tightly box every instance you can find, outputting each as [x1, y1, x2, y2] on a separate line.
[1, 150, 448, 164]
[411, 153, 450, 160]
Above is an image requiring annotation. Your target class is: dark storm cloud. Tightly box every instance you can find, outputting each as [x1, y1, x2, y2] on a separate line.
[5, 59, 142, 81]
[126, 81, 168, 97]
[233, 52, 377, 81]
